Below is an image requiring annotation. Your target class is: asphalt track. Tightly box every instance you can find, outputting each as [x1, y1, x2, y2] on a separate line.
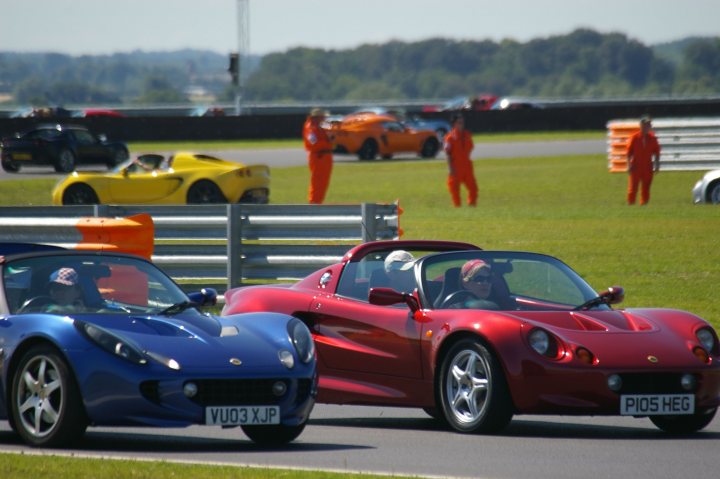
[6, 138, 719, 477]
[0, 139, 605, 180]
[1, 406, 719, 478]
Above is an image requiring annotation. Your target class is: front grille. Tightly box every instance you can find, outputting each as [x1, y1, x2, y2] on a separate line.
[617, 373, 690, 394]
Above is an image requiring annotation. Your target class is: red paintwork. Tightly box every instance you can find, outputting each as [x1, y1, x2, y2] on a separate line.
[223, 240, 720, 416]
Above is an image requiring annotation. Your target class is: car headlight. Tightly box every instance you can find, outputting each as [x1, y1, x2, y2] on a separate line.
[76, 321, 147, 365]
[288, 318, 314, 364]
[527, 328, 560, 358]
[696, 328, 717, 353]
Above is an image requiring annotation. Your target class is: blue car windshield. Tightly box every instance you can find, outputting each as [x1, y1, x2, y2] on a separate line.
[3, 254, 190, 315]
[419, 251, 604, 311]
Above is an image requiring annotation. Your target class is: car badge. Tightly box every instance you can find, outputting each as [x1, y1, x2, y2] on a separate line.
[229, 358, 242, 366]
[647, 355, 659, 363]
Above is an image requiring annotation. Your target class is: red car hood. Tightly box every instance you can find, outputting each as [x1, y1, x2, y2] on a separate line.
[493, 308, 709, 369]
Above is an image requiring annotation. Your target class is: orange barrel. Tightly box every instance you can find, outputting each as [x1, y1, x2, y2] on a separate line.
[74, 213, 154, 259]
[607, 120, 640, 172]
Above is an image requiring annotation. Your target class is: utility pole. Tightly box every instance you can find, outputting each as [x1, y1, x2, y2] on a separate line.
[235, 0, 249, 115]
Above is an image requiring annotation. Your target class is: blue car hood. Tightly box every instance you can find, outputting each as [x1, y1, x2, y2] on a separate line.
[81, 312, 293, 372]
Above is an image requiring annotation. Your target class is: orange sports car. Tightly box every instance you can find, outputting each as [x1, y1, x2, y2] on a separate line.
[326, 113, 440, 160]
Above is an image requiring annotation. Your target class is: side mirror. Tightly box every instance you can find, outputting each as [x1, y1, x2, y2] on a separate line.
[187, 287, 218, 307]
[600, 286, 624, 305]
[368, 287, 419, 312]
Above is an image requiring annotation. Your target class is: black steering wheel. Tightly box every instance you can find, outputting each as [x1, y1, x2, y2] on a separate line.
[17, 295, 54, 313]
[438, 290, 479, 309]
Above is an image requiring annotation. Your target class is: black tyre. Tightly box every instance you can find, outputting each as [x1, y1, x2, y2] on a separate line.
[420, 137, 440, 158]
[241, 423, 306, 445]
[108, 148, 129, 169]
[650, 407, 717, 434]
[62, 184, 99, 205]
[187, 180, 227, 203]
[10, 344, 88, 447]
[438, 339, 513, 433]
[708, 181, 720, 204]
[2, 158, 20, 172]
[55, 149, 76, 173]
[357, 139, 378, 160]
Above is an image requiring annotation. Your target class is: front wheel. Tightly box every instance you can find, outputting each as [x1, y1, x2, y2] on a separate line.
[438, 339, 513, 433]
[708, 181, 720, 204]
[2, 158, 20, 172]
[10, 345, 87, 447]
[650, 407, 717, 434]
[420, 137, 440, 158]
[62, 184, 99, 205]
[55, 149, 76, 173]
[241, 423, 306, 445]
[187, 180, 227, 204]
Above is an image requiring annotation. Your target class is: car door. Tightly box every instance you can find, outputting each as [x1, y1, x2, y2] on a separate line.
[309, 292, 424, 379]
[108, 167, 183, 203]
[381, 121, 416, 153]
[71, 130, 110, 164]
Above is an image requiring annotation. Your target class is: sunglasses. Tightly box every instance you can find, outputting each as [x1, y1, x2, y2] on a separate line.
[471, 273, 492, 283]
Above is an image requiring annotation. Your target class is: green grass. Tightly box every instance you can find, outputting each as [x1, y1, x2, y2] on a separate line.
[2, 453, 417, 479]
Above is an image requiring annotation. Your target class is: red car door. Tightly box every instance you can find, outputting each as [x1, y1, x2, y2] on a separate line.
[309, 293, 424, 379]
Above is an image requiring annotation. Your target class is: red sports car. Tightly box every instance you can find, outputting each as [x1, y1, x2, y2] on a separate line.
[223, 240, 720, 434]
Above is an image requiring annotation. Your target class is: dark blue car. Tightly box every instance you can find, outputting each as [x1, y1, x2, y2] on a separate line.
[0, 246, 316, 447]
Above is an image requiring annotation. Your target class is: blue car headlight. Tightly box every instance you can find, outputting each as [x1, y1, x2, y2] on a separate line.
[288, 318, 314, 364]
[75, 321, 147, 365]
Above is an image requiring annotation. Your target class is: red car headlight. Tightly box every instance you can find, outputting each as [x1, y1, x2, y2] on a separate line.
[527, 328, 560, 358]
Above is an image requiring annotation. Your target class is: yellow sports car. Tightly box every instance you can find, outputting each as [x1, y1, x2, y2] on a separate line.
[51, 152, 270, 205]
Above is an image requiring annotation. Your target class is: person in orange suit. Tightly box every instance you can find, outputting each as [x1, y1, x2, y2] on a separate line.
[303, 108, 334, 204]
[626, 116, 661, 205]
[444, 114, 477, 207]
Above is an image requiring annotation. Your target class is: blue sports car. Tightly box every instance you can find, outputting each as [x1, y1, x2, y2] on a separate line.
[0, 244, 316, 447]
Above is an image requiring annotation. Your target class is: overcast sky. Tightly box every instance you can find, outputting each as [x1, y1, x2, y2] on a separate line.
[1, 0, 718, 56]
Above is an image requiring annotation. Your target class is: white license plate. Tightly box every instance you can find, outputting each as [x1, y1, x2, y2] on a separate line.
[205, 405, 280, 425]
[620, 394, 694, 415]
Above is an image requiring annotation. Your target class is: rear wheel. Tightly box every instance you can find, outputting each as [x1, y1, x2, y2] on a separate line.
[650, 407, 717, 434]
[420, 137, 440, 158]
[55, 149, 76, 172]
[438, 339, 513, 433]
[187, 180, 226, 203]
[108, 148, 129, 169]
[10, 345, 87, 447]
[241, 423, 306, 445]
[62, 184, 99, 205]
[357, 139, 378, 160]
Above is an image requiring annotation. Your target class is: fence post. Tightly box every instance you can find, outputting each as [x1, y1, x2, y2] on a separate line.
[227, 203, 243, 288]
[93, 204, 111, 218]
[361, 203, 377, 243]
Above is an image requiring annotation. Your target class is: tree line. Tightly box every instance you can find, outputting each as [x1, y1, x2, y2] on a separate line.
[1, 29, 719, 106]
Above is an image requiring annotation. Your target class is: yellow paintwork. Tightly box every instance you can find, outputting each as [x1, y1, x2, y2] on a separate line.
[51, 152, 270, 205]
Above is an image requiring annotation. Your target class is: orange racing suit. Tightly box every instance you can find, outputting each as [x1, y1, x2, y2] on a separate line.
[444, 127, 477, 207]
[626, 130, 660, 205]
[303, 118, 334, 204]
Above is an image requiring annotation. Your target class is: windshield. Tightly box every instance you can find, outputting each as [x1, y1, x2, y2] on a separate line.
[420, 251, 604, 311]
[3, 254, 190, 315]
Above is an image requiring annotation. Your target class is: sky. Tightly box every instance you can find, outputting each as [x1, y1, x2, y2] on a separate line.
[1, 0, 719, 56]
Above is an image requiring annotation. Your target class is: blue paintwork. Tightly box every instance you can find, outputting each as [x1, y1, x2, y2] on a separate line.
[0, 249, 316, 431]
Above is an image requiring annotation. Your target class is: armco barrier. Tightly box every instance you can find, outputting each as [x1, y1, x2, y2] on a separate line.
[0, 203, 400, 291]
[607, 118, 720, 172]
[0, 213, 154, 259]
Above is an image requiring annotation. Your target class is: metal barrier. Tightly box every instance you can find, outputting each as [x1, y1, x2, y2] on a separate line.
[607, 118, 720, 172]
[0, 203, 400, 291]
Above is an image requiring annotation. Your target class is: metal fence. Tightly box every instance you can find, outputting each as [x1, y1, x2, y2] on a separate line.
[607, 117, 720, 171]
[0, 203, 400, 291]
